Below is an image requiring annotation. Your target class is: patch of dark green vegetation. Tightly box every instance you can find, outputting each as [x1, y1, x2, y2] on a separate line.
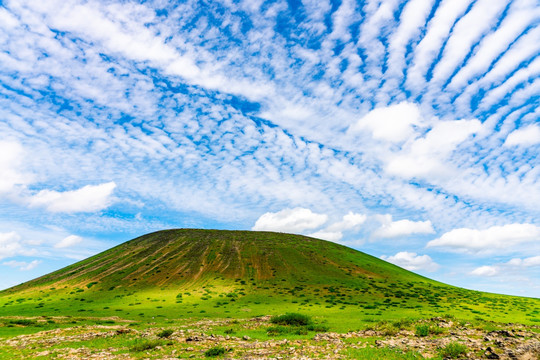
[130, 339, 168, 352]
[267, 313, 328, 335]
[204, 346, 230, 357]
[157, 329, 174, 338]
[270, 313, 311, 326]
[439, 342, 468, 358]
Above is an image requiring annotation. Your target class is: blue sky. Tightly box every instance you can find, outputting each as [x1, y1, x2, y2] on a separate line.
[0, 0, 539, 297]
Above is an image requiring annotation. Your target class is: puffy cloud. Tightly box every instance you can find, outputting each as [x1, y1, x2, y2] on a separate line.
[28, 182, 116, 213]
[506, 256, 540, 267]
[374, 215, 435, 238]
[0, 141, 32, 193]
[306, 211, 366, 242]
[385, 119, 482, 179]
[381, 252, 440, 272]
[504, 125, 540, 147]
[326, 212, 367, 232]
[252, 207, 328, 234]
[2, 259, 41, 271]
[470, 265, 499, 277]
[0, 231, 23, 260]
[348, 102, 422, 143]
[54, 235, 83, 248]
[469, 255, 540, 280]
[427, 223, 540, 254]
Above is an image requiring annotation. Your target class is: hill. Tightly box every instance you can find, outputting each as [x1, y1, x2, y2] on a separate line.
[0, 229, 539, 330]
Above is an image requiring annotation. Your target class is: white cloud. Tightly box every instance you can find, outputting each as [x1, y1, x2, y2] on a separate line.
[385, 119, 482, 179]
[429, 0, 507, 85]
[252, 207, 328, 234]
[374, 214, 435, 238]
[448, 0, 538, 91]
[0, 141, 32, 193]
[54, 235, 83, 248]
[470, 265, 499, 277]
[28, 182, 116, 213]
[427, 223, 540, 254]
[504, 125, 540, 147]
[0, 231, 23, 260]
[406, 0, 472, 90]
[507, 256, 540, 267]
[305, 212, 366, 242]
[326, 212, 367, 232]
[468, 255, 540, 281]
[2, 259, 41, 271]
[348, 102, 422, 143]
[381, 252, 440, 272]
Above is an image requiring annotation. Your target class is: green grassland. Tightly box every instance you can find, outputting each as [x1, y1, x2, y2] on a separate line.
[0, 229, 538, 358]
[1, 229, 539, 329]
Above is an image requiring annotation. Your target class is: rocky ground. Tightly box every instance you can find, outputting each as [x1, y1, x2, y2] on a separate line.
[0, 316, 539, 359]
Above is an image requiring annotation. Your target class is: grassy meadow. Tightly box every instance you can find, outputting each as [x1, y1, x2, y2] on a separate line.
[0, 229, 538, 358]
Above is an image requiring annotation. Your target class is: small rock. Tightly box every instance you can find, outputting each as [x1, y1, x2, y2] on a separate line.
[243, 335, 251, 340]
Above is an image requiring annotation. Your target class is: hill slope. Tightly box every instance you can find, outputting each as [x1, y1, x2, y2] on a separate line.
[1, 229, 538, 329]
[7, 229, 433, 291]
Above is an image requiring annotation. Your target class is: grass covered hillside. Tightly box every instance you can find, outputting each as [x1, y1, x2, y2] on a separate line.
[0, 229, 539, 331]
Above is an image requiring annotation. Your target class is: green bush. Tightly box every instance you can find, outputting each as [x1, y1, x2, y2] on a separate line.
[86, 282, 98, 289]
[204, 346, 228, 357]
[270, 313, 311, 326]
[130, 339, 162, 352]
[157, 329, 174, 338]
[440, 342, 468, 358]
[10, 319, 37, 326]
[415, 325, 429, 337]
[224, 328, 235, 334]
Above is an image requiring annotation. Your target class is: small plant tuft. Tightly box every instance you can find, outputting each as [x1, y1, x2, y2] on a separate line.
[9, 319, 37, 326]
[415, 324, 429, 337]
[271, 313, 311, 326]
[204, 346, 229, 357]
[130, 339, 162, 352]
[440, 342, 468, 358]
[157, 329, 174, 338]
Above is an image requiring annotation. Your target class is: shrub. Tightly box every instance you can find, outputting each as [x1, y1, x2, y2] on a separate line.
[204, 346, 228, 357]
[10, 319, 37, 326]
[130, 339, 162, 352]
[224, 328, 235, 334]
[440, 342, 468, 358]
[271, 313, 311, 326]
[157, 329, 174, 338]
[415, 325, 429, 337]
[86, 282, 98, 289]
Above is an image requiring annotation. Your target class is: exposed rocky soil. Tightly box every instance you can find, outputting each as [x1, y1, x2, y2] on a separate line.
[1, 316, 539, 359]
